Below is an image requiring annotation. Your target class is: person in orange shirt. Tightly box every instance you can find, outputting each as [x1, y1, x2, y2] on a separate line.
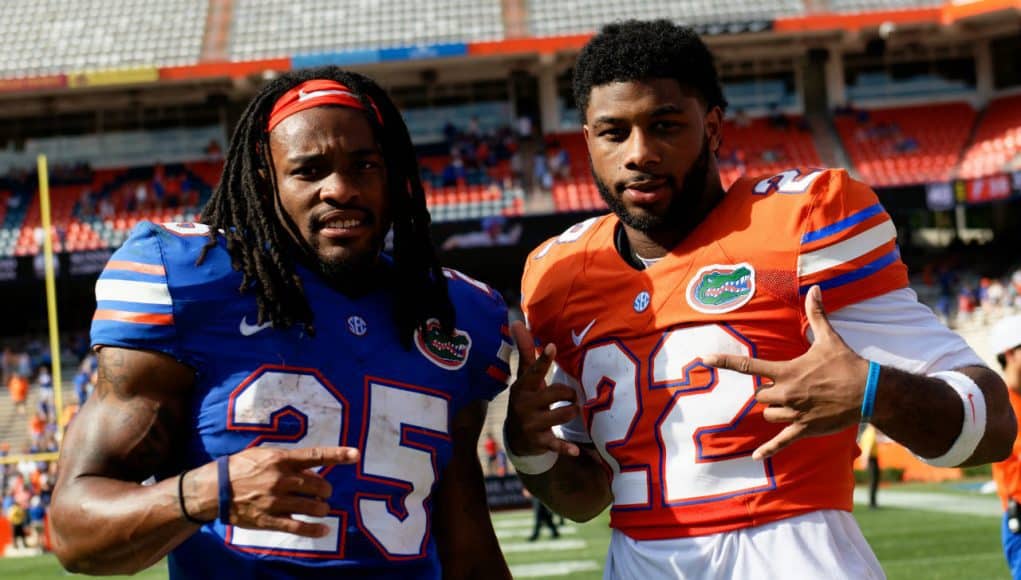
[8, 373, 27, 415]
[992, 315, 1021, 579]
[505, 20, 1015, 579]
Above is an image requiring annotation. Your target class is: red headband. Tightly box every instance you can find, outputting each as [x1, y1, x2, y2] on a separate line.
[266, 79, 383, 132]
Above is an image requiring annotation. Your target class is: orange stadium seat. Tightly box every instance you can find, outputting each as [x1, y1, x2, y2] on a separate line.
[834, 103, 975, 187]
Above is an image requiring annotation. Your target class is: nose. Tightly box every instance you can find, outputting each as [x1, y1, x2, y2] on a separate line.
[622, 128, 660, 171]
[318, 171, 357, 205]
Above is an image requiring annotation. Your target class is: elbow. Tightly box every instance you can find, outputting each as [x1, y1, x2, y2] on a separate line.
[563, 506, 604, 523]
[989, 410, 1018, 463]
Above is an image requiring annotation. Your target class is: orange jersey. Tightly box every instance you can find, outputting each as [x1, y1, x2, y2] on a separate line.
[521, 168, 908, 540]
[993, 389, 1021, 510]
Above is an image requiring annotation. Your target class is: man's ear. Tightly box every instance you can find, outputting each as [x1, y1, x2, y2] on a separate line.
[705, 106, 724, 154]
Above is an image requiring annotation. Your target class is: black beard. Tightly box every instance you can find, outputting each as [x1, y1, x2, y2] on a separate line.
[594, 135, 712, 239]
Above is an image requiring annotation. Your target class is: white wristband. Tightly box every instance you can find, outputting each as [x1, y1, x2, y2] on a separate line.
[919, 370, 986, 468]
[503, 428, 558, 475]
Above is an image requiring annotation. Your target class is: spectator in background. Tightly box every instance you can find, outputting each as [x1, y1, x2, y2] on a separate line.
[73, 364, 90, 406]
[484, 432, 499, 475]
[733, 107, 751, 128]
[991, 315, 1021, 579]
[548, 142, 571, 180]
[7, 500, 28, 549]
[522, 488, 559, 542]
[8, 371, 28, 415]
[36, 365, 53, 409]
[29, 495, 46, 550]
[860, 424, 883, 509]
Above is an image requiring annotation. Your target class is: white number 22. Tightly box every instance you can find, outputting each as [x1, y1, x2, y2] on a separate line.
[580, 325, 774, 509]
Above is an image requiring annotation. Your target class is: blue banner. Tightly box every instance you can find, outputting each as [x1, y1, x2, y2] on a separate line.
[291, 49, 380, 69]
[379, 43, 467, 62]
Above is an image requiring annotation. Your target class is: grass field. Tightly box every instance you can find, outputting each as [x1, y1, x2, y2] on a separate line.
[0, 490, 1009, 579]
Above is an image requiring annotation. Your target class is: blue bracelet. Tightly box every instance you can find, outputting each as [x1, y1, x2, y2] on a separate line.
[860, 360, 881, 424]
[217, 455, 232, 525]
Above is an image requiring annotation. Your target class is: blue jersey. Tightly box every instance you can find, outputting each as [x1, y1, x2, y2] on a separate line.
[91, 221, 511, 579]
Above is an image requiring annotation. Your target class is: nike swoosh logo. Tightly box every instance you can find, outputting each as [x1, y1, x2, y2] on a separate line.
[297, 88, 354, 102]
[571, 319, 597, 347]
[239, 316, 272, 337]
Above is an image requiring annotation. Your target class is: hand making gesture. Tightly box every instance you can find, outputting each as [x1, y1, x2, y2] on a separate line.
[504, 321, 582, 458]
[704, 285, 870, 460]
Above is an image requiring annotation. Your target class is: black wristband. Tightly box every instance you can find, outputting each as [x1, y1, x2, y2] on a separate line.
[217, 455, 232, 524]
[178, 470, 209, 525]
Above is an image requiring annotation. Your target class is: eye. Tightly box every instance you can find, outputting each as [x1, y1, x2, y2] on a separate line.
[652, 120, 682, 131]
[291, 165, 318, 178]
[598, 128, 627, 142]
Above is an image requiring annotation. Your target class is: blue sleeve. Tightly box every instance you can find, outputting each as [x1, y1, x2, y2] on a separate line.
[90, 221, 182, 360]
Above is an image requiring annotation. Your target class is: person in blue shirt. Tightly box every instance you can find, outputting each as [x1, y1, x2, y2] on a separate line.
[50, 67, 513, 579]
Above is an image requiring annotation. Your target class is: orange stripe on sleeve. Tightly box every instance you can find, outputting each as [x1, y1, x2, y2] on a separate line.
[105, 260, 166, 276]
[93, 309, 174, 326]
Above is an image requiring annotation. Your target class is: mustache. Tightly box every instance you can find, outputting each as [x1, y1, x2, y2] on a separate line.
[308, 202, 376, 231]
[615, 173, 674, 194]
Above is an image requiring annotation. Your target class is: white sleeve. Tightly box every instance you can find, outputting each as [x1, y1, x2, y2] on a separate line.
[549, 364, 592, 443]
[820, 287, 984, 373]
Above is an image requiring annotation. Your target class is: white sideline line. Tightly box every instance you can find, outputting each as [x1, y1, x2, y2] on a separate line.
[502, 538, 587, 553]
[510, 560, 601, 577]
[497, 525, 578, 539]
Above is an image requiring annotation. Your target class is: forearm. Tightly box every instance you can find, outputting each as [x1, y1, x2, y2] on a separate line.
[435, 401, 510, 580]
[518, 446, 611, 522]
[51, 473, 204, 574]
[871, 365, 1014, 466]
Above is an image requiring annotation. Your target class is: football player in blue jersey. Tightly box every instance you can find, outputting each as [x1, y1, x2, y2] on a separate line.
[50, 67, 513, 579]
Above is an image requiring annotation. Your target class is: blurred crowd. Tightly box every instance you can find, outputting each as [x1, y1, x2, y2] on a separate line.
[1, 335, 94, 553]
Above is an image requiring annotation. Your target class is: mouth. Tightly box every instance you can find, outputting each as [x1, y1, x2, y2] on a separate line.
[313, 209, 374, 239]
[620, 178, 669, 205]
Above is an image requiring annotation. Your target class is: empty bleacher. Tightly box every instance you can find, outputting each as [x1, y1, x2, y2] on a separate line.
[833, 102, 975, 187]
[0, 0, 206, 79]
[958, 94, 1021, 180]
[229, 0, 504, 61]
[526, 0, 805, 37]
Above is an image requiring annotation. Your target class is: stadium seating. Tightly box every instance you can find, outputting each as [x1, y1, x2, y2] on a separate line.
[229, 0, 504, 61]
[0, 0, 206, 79]
[717, 117, 823, 186]
[3, 162, 215, 257]
[526, 0, 805, 37]
[957, 94, 1021, 180]
[833, 102, 975, 187]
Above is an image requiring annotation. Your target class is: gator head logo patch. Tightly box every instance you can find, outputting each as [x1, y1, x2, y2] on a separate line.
[414, 319, 472, 371]
[685, 263, 756, 314]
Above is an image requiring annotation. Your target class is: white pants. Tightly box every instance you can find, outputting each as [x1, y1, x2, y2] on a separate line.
[604, 510, 884, 580]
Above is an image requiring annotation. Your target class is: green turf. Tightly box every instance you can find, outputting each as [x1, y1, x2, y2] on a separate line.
[0, 500, 1009, 579]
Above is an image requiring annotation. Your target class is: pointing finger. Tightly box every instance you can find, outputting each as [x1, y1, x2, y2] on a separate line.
[752, 423, 807, 460]
[702, 353, 780, 380]
[282, 447, 360, 469]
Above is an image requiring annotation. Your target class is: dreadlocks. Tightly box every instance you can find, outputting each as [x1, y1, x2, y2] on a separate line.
[199, 66, 454, 347]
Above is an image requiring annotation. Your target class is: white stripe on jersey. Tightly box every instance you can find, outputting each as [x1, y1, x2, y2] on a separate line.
[95, 279, 172, 305]
[797, 219, 896, 277]
[497, 340, 513, 365]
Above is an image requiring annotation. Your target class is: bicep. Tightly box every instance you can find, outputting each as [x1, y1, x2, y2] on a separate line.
[58, 347, 195, 483]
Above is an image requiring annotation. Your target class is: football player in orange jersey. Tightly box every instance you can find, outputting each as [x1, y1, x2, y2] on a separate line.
[991, 315, 1021, 579]
[504, 20, 1015, 579]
